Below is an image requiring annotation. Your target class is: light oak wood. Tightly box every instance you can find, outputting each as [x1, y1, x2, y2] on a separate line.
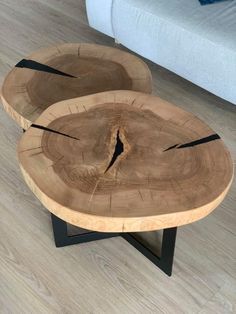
[1, 43, 152, 130]
[0, 0, 236, 313]
[18, 91, 233, 232]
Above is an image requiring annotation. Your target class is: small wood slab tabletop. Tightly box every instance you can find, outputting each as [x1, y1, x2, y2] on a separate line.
[1, 43, 152, 130]
[18, 91, 233, 232]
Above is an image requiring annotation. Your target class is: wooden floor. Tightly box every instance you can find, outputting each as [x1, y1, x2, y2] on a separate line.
[0, 1, 235, 313]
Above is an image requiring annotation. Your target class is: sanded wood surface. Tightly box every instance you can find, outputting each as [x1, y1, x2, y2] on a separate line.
[1, 43, 152, 130]
[18, 90, 233, 232]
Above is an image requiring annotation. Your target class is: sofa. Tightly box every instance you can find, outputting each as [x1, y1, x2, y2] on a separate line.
[86, 0, 236, 105]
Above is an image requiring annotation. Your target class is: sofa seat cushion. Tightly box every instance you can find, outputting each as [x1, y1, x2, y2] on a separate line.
[112, 0, 236, 104]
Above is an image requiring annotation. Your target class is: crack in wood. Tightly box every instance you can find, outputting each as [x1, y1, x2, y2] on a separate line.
[138, 190, 144, 201]
[19, 146, 43, 153]
[109, 193, 112, 212]
[89, 179, 100, 203]
[31, 124, 80, 140]
[30, 151, 43, 157]
[163, 144, 179, 152]
[105, 129, 124, 173]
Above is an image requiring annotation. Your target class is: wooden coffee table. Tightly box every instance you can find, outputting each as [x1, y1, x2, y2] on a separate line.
[18, 90, 233, 276]
[1, 43, 152, 130]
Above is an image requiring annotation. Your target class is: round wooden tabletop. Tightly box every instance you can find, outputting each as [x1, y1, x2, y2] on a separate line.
[1, 43, 152, 130]
[18, 91, 233, 232]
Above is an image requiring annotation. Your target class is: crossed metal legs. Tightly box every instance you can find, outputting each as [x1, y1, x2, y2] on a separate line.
[51, 214, 177, 276]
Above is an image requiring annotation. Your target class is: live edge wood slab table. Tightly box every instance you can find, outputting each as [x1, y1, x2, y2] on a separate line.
[18, 90, 233, 276]
[0, 43, 151, 130]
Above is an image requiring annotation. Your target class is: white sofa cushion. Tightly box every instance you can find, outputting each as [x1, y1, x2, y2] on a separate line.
[86, 0, 236, 104]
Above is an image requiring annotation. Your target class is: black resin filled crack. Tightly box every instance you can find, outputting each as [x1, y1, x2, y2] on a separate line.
[163, 134, 220, 152]
[105, 129, 124, 173]
[31, 123, 80, 140]
[15, 59, 77, 78]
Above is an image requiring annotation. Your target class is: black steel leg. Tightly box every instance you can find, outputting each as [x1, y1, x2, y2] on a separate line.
[122, 228, 177, 276]
[51, 213, 177, 276]
[51, 214, 119, 247]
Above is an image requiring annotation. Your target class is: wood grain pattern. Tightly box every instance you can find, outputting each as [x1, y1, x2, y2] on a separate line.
[18, 91, 233, 232]
[1, 43, 152, 130]
[0, 0, 236, 313]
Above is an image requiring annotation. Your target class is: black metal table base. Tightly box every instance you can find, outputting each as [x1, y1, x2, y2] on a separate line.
[51, 214, 177, 276]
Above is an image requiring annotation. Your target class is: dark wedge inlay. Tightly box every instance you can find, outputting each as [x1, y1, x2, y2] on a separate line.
[31, 123, 80, 140]
[15, 59, 77, 78]
[164, 134, 220, 152]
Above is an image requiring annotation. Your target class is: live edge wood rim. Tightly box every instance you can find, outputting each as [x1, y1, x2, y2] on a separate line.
[17, 91, 234, 233]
